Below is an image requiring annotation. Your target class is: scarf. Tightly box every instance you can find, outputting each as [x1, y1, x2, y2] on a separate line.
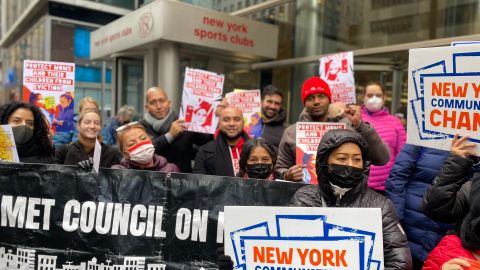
[229, 138, 244, 176]
[143, 109, 177, 134]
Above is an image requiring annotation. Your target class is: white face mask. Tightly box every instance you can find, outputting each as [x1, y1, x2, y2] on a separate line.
[128, 142, 155, 164]
[365, 96, 384, 112]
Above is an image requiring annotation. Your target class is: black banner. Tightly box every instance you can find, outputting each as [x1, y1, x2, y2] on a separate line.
[0, 163, 303, 269]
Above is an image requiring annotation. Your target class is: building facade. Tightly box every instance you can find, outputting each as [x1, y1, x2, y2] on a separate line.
[3, 0, 480, 123]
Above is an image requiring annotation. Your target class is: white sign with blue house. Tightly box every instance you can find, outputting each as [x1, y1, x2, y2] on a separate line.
[224, 206, 384, 270]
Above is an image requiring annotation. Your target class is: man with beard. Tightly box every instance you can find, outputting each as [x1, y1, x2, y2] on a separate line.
[139, 87, 212, 173]
[247, 85, 286, 148]
[275, 76, 390, 182]
[193, 107, 250, 177]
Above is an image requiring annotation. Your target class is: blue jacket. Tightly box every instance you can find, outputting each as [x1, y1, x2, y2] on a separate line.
[385, 144, 452, 261]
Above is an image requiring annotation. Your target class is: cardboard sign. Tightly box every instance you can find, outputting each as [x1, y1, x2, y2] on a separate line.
[319, 52, 355, 104]
[226, 89, 262, 138]
[296, 122, 346, 184]
[407, 45, 480, 153]
[93, 139, 101, 174]
[180, 67, 224, 134]
[224, 206, 384, 270]
[23, 60, 75, 134]
[0, 125, 20, 162]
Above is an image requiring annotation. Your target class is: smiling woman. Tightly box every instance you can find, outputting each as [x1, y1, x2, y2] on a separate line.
[55, 109, 121, 169]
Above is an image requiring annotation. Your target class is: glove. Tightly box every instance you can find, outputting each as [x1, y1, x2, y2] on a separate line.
[77, 157, 94, 172]
[216, 247, 233, 270]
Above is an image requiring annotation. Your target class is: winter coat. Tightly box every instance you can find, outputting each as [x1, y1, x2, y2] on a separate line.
[361, 107, 406, 191]
[422, 235, 477, 270]
[111, 154, 179, 173]
[422, 155, 472, 226]
[193, 132, 250, 177]
[386, 144, 451, 261]
[55, 141, 121, 168]
[250, 109, 286, 148]
[16, 138, 54, 164]
[460, 171, 480, 251]
[275, 110, 390, 179]
[289, 129, 412, 270]
[139, 113, 212, 173]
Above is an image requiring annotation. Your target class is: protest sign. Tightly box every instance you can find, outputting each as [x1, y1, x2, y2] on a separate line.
[464, 258, 480, 270]
[180, 67, 224, 134]
[296, 122, 346, 184]
[319, 52, 355, 104]
[224, 206, 384, 270]
[22, 60, 75, 133]
[226, 89, 262, 138]
[0, 162, 302, 269]
[0, 125, 19, 162]
[407, 45, 480, 153]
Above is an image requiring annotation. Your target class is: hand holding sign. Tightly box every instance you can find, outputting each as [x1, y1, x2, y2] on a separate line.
[451, 133, 477, 158]
[285, 164, 304, 182]
[169, 119, 187, 139]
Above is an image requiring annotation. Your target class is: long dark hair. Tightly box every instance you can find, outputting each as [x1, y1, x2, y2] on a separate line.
[0, 102, 54, 156]
[237, 138, 277, 177]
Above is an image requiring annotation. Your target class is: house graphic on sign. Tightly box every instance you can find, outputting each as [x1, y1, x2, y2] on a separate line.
[0, 247, 166, 270]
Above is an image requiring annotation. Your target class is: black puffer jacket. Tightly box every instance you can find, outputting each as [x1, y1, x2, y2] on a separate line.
[422, 155, 472, 226]
[290, 129, 412, 270]
[259, 108, 286, 148]
[461, 172, 480, 250]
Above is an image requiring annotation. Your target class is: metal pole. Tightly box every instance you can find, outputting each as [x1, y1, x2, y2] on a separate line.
[101, 61, 107, 121]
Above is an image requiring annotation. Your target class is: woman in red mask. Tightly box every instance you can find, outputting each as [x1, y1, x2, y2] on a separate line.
[112, 122, 179, 172]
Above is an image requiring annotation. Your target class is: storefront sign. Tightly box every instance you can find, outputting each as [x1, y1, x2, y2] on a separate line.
[90, 0, 278, 59]
[407, 45, 480, 153]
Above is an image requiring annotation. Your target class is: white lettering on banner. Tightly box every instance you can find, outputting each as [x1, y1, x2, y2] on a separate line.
[1, 196, 55, 230]
[191, 209, 209, 242]
[216, 211, 224, 244]
[0, 195, 218, 241]
[130, 204, 147, 237]
[175, 208, 192, 240]
[61, 199, 167, 238]
[96, 202, 114, 234]
[175, 208, 209, 242]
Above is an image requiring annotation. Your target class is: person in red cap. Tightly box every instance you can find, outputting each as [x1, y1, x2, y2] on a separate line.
[275, 76, 390, 182]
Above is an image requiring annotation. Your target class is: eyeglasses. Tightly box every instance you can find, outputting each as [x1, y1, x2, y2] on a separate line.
[115, 121, 140, 133]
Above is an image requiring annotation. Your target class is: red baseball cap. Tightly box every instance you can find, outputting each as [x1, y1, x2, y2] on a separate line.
[301, 76, 332, 103]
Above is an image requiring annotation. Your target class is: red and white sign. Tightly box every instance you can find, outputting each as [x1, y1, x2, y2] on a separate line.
[319, 52, 355, 104]
[296, 122, 346, 184]
[179, 67, 224, 134]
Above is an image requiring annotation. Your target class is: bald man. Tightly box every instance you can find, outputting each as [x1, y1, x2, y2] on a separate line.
[139, 87, 212, 172]
[193, 107, 250, 177]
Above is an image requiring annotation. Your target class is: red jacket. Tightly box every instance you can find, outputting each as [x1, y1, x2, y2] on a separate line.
[423, 235, 477, 270]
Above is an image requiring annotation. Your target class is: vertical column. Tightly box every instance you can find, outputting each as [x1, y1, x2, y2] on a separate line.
[290, 0, 322, 120]
[391, 67, 403, 113]
[157, 42, 180, 111]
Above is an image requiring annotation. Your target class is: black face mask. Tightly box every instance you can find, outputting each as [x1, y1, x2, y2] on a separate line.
[12, 125, 34, 145]
[246, 163, 273, 179]
[327, 164, 364, 189]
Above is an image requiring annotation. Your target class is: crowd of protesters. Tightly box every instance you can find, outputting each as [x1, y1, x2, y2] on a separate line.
[1, 75, 479, 270]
